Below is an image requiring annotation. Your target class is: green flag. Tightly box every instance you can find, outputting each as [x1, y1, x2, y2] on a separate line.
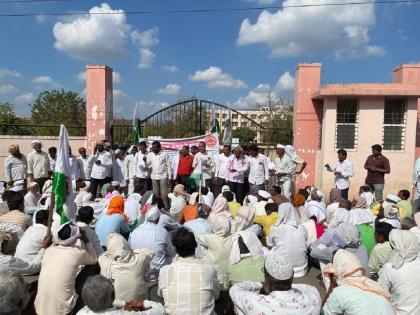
[211, 118, 220, 134]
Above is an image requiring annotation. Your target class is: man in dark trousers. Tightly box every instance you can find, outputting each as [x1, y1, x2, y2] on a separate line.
[364, 144, 390, 202]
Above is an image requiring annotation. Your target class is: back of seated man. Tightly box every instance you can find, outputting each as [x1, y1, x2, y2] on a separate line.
[0, 270, 30, 315]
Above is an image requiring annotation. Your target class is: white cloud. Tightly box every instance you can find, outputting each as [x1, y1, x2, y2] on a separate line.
[137, 48, 156, 68]
[156, 83, 181, 95]
[0, 68, 22, 81]
[131, 27, 159, 47]
[53, 3, 131, 60]
[162, 65, 179, 73]
[237, 0, 384, 59]
[234, 71, 295, 108]
[189, 66, 247, 89]
[32, 75, 55, 85]
[36, 15, 47, 23]
[0, 84, 18, 95]
[113, 89, 128, 99]
[77, 70, 122, 84]
[14, 93, 35, 104]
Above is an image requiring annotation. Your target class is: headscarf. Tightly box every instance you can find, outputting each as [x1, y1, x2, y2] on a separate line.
[306, 202, 326, 222]
[330, 188, 344, 203]
[354, 196, 368, 209]
[106, 233, 133, 263]
[349, 208, 374, 225]
[335, 222, 361, 247]
[387, 229, 420, 269]
[324, 249, 392, 302]
[145, 206, 161, 222]
[173, 184, 188, 198]
[328, 208, 350, 228]
[361, 191, 374, 207]
[285, 145, 304, 164]
[53, 222, 80, 246]
[208, 195, 231, 222]
[415, 212, 420, 227]
[229, 231, 267, 264]
[383, 202, 400, 220]
[212, 214, 231, 237]
[107, 195, 128, 222]
[0, 231, 11, 244]
[292, 194, 305, 207]
[274, 202, 299, 228]
[230, 206, 255, 233]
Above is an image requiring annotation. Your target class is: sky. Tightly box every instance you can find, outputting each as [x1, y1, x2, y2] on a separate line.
[0, 0, 419, 118]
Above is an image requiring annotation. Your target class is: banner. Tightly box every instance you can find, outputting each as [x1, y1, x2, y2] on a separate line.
[147, 133, 220, 153]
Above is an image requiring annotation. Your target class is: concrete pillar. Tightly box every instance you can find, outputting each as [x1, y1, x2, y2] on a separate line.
[293, 63, 322, 187]
[85, 65, 113, 154]
[393, 64, 420, 158]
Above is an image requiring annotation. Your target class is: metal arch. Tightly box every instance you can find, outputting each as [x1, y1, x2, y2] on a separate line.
[140, 97, 266, 129]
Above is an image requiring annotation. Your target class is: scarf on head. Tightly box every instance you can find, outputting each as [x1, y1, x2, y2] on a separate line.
[292, 194, 306, 207]
[229, 231, 267, 265]
[106, 233, 133, 263]
[335, 222, 361, 248]
[349, 208, 374, 225]
[212, 214, 231, 237]
[324, 249, 392, 303]
[274, 202, 299, 228]
[383, 202, 400, 220]
[0, 231, 11, 244]
[230, 206, 255, 233]
[107, 194, 128, 222]
[173, 184, 188, 198]
[53, 222, 80, 246]
[328, 208, 350, 228]
[387, 229, 420, 269]
[208, 195, 231, 223]
[354, 196, 368, 209]
[361, 191, 375, 207]
[330, 188, 344, 203]
[306, 201, 326, 222]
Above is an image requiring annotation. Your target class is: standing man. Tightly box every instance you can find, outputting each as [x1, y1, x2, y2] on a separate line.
[248, 144, 269, 190]
[47, 147, 57, 173]
[174, 146, 194, 193]
[226, 146, 249, 204]
[214, 144, 232, 197]
[4, 145, 27, 189]
[274, 144, 295, 200]
[124, 145, 138, 196]
[364, 144, 390, 202]
[112, 149, 127, 194]
[146, 141, 171, 209]
[90, 141, 113, 198]
[192, 141, 214, 189]
[134, 141, 152, 190]
[27, 140, 51, 193]
[76, 147, 92, 180]
[325, 149, 354, 199]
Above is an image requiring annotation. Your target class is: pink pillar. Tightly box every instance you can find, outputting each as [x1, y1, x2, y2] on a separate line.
[85, 65, 113, 154]
[393, 64, 420, 158]
[293, 63, 322, 187]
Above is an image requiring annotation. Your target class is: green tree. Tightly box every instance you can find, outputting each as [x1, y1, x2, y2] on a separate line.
[232, 127, 257, 143]
[0, 103, 30, 135]
[30, 89, 86, 136]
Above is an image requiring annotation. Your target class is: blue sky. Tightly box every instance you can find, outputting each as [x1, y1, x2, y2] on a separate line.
[0, 0, 419, 118]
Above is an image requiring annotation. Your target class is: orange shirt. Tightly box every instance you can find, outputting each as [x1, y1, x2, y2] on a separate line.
[180, 205, 198, 223]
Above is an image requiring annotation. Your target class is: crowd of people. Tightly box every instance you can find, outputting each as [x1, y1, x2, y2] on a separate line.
[1, 138, 420, 314]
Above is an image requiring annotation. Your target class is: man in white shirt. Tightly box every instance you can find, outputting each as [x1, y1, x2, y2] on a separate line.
[134, 141, 152, 191]
[90, 141, 113, 198]
[229, 250, 321, 315]
[145, 141, 171, 209]
[192, 141, 215, 190]
[48, 146, 57, 173]
[248, 144, 269, 190]
[274, 144, 295, 200]
[124, 145, 138, 196]
[325, 149, 354, 200]
[77, 147, 92, 180]
[27, 140, 51, 193]
[4, 144, 27, 189]
[113, 149, 127, 193]
[213, 144, 231, 197]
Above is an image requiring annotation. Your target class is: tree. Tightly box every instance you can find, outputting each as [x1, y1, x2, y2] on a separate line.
[0, 103, 30, 135]
[257, 91, 293, 144]
[30, 89, 86, 136]
[232, 127, 257, 143]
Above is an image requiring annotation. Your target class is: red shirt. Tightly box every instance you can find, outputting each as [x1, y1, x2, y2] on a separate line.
[177, 155, 194, 176]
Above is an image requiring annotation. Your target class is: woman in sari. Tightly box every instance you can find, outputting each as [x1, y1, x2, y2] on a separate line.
[302, 202, 326, 246]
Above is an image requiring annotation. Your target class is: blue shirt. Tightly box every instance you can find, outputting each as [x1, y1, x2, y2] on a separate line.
[95, 213, 130, 246]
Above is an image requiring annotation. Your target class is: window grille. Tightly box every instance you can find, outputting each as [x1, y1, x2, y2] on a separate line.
[383, 98, 406, 151]
[335, 98, 358, 150]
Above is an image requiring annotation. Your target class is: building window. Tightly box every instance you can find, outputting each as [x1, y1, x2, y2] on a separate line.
[215, 113, 219, 119]
[232, 114, 238, 119]
[222, 114, 227, 119]
[233, 122, 238, 127]
[383, 98, 406, 151]
[335, 98, 358, 150]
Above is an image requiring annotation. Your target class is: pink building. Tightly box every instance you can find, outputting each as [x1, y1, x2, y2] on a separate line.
[293, 63, 420, 199]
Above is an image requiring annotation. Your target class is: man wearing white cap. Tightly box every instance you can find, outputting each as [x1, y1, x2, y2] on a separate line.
[274, 144, 295, 200]
[27, 140, 51, 193]
[4, 144, 27, 190]
[24, 182, 40, 208]
[229, 250, 321, 314]
[129, 206, 175, 278]
[124, 145, 138, 195]
[255, 190, 272, 216]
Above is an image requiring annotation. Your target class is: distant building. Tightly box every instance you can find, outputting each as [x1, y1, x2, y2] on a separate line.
[213, 106, 292, 142]
[293, 63, 420, 198]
